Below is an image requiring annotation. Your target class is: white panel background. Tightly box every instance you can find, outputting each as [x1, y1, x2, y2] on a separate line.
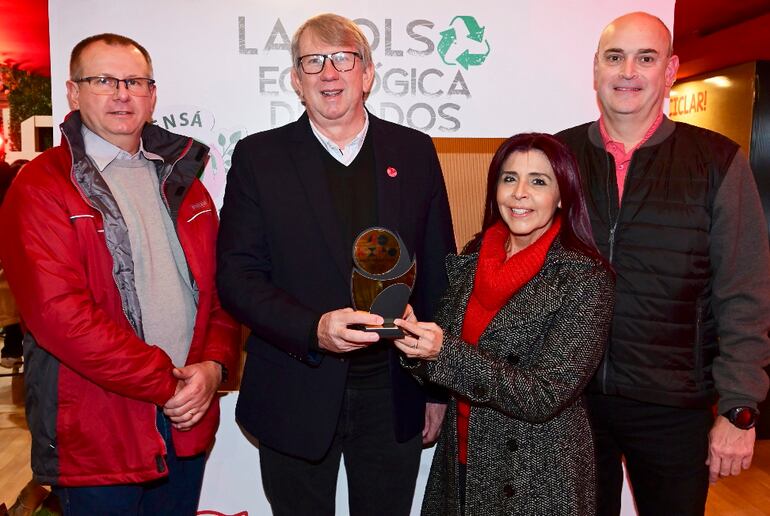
[48, 1, 672, 514]
[49, 0, 674, 138]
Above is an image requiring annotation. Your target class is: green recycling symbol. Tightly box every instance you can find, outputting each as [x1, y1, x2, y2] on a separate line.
[437, 16, 491, 70]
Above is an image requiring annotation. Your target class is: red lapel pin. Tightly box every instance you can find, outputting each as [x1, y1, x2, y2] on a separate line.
[386, 166, 397, 178]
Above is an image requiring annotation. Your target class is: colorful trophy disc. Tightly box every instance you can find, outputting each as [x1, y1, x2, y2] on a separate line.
[351, 227, 416, 338]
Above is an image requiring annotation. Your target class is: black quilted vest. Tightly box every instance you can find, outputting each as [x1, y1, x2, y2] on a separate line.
[558, 119, 738, 408]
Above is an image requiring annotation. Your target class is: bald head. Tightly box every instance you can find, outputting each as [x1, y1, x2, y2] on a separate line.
[593, 11, 679, 135]
[599, 12, 673, 57]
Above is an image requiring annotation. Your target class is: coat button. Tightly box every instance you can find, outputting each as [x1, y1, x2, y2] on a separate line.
[507, 439, 518, 452]
[503, 484, 515, 497]
[472, 385, 487, 398]
[506, 353, 519, 365]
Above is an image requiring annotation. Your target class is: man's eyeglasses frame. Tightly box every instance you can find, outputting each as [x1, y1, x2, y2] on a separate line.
[73, 76, 156, 97]
[296, 51, 362, 75]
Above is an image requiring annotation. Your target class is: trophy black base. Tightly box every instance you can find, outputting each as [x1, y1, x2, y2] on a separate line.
[349, 322, 404, 339]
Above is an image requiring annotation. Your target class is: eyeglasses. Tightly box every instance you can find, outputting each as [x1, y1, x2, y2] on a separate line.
[74, 76, 156, 97]
[297, 51, 361, 74]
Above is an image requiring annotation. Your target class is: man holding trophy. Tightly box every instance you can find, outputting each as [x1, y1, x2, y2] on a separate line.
[216, 12, 456, 516]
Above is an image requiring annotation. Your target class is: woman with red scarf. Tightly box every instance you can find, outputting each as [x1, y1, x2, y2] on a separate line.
[395, 133, 614, 515]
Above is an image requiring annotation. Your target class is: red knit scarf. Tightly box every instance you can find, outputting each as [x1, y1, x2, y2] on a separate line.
[456, 216, 562, 464]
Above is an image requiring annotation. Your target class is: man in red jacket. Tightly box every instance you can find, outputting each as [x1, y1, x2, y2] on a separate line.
[0, 33, 239, 515]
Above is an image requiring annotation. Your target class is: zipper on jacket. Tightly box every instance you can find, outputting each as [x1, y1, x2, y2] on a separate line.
[62, 130, 136, 328]
[159, 138, 194, 214]
[605, 149, 632, 265]
[607, 225, 617, 264]
[598, 149, 627, 392]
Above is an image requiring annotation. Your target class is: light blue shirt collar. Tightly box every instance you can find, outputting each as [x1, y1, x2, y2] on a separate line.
[308, 110, 369, 167]
[81, 125, 163, 171]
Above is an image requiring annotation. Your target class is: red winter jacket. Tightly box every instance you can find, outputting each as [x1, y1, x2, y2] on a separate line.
[0, 111, 239, 487]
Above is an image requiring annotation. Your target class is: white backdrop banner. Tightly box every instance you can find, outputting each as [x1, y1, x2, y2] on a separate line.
[50, 0, 673, 207]
[49, 1, 674, 138]
[48, 1, 672, 514]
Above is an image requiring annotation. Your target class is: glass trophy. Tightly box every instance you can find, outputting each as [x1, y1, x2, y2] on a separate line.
[350, 227, 416, 338]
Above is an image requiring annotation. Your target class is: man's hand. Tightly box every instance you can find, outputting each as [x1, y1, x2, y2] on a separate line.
[423, 402, 447, 445]
[706, 415, 756, 484]
[163, 361, 222, 431]
[317, 308, 383, 353]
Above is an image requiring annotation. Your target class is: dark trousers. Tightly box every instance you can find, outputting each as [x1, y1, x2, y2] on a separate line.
[587, 393, 713, 516]
[259, 386, 422, 516]
[53, 410, 206, 516]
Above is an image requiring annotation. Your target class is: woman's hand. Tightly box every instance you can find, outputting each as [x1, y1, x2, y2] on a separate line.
[401, 303, 417, 323]
[393, 318, 444, 360]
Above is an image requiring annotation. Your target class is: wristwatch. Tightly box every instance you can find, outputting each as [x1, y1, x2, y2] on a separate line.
[212, 360, 229, 385]
[722, 406, 759, 430]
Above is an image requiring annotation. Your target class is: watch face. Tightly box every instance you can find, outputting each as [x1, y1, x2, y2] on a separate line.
[735, 408, 757, 428]
[728, 407, 758, 429]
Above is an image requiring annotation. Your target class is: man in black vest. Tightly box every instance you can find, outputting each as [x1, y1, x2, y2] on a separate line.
[216, 13, 456, 516]
[558, 11, 770, 516]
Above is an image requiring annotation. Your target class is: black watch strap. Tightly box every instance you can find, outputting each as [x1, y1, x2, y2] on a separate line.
[722, 406, 759, 430]
[212, 360, 228, 385]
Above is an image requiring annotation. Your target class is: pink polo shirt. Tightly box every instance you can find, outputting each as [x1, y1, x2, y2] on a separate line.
[599, 112, 663, 203]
